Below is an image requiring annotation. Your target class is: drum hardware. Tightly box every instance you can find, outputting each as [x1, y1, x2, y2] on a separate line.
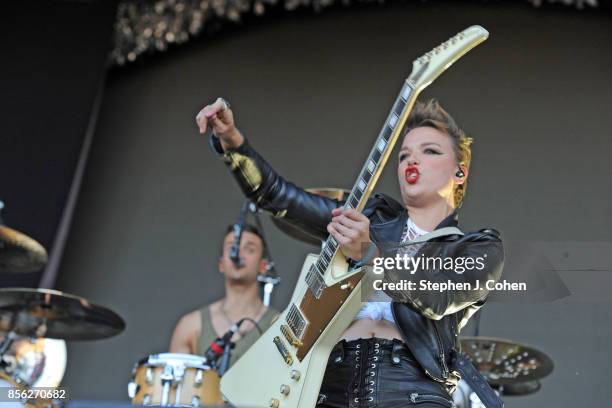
[257, 273, 281, 309]
[0, 201, 48, 274]
[0, 337, 67, 388]
[128, 353, 223, 407]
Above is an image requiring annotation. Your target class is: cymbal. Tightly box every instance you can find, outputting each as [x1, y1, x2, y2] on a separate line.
[0, 288, 125, 341]
[500, 379, 541, 396]
[270, 188, 350, 246]
[460, 336, 553, 386]
[0, 225, 48, 274]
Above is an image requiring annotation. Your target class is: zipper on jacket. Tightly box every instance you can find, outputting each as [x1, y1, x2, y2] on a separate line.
[391, 304, 449, 383]
[431, 322, 449, 379]
[409, 392, 453, 407]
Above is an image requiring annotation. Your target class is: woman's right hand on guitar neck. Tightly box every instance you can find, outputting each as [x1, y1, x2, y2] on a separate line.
[195, 97, 244, 151]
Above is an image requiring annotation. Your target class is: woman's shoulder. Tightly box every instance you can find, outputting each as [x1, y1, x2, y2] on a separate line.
[363, 193, 405, 220]
[466, 227, 502, 240]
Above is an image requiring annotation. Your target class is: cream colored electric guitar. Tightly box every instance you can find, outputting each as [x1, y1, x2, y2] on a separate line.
[221, 26, 490, 408]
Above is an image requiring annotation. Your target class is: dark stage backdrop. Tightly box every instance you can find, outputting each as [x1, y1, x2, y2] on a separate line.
[56, 2, 612, 406]
[0, 0, 118, 287]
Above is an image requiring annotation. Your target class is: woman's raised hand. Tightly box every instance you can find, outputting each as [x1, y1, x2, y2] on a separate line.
[195, 97, 244, 150]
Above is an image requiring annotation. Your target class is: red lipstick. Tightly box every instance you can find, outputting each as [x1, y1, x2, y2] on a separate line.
[405, 165, 420, 185]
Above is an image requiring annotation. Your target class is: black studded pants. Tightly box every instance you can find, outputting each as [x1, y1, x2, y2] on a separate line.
[316, 338, 454, 408]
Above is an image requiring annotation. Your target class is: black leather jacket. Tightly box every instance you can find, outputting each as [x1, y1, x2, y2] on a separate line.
[211, 136, 504, 406]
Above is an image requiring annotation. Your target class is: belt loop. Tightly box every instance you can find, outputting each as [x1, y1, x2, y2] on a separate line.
[391, 340, 403, 365]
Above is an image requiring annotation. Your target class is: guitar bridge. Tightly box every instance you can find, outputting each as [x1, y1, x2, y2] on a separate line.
[281, 325, 303, 347]
[273, 336, 293, 366]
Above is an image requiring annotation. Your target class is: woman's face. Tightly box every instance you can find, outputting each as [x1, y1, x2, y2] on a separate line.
[397, 126, 463, 208]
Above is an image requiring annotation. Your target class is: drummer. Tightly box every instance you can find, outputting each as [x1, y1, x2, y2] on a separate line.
[170, 224, 278, 367]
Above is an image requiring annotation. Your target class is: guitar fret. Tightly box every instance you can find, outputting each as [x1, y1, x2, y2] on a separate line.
[401, 85, 411, 101]
[358, 179, 367, 192]
[353, 188, 363, 201]
[349, 195, 359, 208]
[328, 237, 338, 250]
[372, 150, 381, 163]
[394, 99, 406, 116]
[382, 127, 392, 142]
[388, 113, 399, 129]
[362, 171, 372, 183]
[315, 263, 325, 276]
[367, 160, 376, 173]
[321, 250, 331, 264]
[376, 138, 387, 152]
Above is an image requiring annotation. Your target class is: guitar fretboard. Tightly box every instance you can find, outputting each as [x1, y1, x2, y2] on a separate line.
[306, 82, 414, 298]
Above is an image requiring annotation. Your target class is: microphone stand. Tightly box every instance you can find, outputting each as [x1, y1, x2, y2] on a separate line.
[248, 201, 281, 306]
[218, 341, 234, 376]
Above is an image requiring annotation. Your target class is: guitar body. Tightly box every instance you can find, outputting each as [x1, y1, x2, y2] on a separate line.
[221, 254, 364, 408]
[220, 25, 490, 408]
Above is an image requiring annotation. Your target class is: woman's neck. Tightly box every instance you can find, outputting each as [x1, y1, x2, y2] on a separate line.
[406, 200, 455, 232]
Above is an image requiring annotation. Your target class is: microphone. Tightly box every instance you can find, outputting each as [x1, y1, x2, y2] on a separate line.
[229, 223, 243, 267]
[204, 319, 245, 363]
[230, 202, 250, 267]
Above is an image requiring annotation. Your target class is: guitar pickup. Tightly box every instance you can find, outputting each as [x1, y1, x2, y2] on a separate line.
[281, 325, 303, 347]
[273, 336, 294, 366]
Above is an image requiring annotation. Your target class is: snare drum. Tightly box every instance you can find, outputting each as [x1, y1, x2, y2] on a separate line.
[128, 353, 223, 407]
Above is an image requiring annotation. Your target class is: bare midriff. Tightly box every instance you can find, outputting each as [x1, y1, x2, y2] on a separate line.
[340, 318, 403, 342]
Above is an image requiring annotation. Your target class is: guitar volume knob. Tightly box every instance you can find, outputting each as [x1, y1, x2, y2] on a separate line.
[290, 370, 301, 381]
[280, 384, 291, 396]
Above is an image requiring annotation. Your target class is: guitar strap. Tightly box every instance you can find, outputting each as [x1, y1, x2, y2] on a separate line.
[360, 227, 464, 266]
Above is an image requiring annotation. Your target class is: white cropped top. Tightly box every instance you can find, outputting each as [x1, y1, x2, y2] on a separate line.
[354, 218, 429, 324]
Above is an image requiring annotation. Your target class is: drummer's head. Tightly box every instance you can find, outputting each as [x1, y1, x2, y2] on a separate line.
[218, 224, 268, 285]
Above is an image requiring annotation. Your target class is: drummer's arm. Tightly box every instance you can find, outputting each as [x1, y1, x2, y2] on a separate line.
[169, 311, 200, 354]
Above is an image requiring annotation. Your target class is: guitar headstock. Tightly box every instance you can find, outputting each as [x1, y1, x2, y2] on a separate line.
[407, 25, 489, 91]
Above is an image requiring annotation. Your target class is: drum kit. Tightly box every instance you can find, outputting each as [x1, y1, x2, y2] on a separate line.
[0, 202, 227, 407]
[0, 205, 125, 407]
[0, 192, 555, 407]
